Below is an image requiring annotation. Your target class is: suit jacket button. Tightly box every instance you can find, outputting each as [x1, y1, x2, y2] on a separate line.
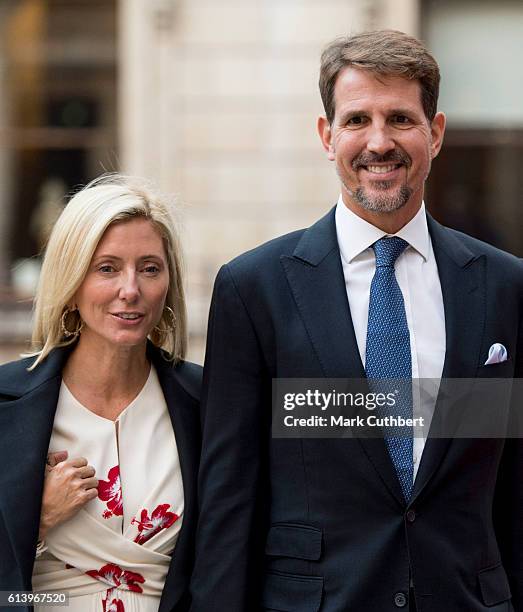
[406, 509, 416, 523]
[394, 592, 408, 608]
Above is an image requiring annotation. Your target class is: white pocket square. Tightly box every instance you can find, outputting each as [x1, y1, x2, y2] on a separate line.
[484, 343, 508, 365]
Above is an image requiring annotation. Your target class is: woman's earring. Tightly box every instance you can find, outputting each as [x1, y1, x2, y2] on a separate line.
[154, 306, 177, 334]
[61, 307, 83, 338]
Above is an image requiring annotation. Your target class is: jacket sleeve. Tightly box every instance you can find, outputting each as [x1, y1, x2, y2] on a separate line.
[189, 264, 269, 612]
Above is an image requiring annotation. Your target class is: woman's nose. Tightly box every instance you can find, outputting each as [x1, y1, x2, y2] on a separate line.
[118, 271, 140, 301]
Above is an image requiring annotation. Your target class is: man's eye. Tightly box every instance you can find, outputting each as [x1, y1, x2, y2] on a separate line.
[347, 116, 365, 125]
[393, 115, 410, 124]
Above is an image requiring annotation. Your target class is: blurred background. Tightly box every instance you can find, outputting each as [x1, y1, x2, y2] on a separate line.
[0, 0, 521, 365]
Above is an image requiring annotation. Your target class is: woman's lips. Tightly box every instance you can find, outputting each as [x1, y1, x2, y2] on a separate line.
[110, 313, 145, 325]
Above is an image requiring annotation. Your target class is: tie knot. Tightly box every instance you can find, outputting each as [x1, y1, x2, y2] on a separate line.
[372, 237, 409, 267]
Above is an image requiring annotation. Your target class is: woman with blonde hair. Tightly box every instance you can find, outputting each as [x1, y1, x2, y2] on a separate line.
[0, 174, 201, 612]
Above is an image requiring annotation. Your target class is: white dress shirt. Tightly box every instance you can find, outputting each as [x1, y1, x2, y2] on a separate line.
[335, 196, 446, 479]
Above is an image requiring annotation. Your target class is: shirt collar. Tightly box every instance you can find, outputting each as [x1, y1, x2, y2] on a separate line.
[335, 195, 430, 263]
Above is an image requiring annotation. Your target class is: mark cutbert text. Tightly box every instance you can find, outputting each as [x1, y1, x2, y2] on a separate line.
[283, 415, 424, 428]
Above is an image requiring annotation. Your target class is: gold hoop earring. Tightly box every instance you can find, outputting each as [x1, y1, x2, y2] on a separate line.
[61, 307, 83, 338]
[154, 306, 176, 334]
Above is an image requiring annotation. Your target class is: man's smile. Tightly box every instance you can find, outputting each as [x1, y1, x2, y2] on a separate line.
[364, 163, 402, 174]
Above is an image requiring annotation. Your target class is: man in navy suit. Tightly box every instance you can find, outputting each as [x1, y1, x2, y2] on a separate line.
[190, 30, 523, 612]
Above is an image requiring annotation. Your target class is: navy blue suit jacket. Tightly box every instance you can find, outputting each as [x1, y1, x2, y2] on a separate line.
[190, 208, 523, 612]
[0, 343, 202, 612]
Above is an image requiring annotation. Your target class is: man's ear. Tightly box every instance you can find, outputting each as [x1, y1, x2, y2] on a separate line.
[430, 111, 446, 159]
[317, 115, 335, 161]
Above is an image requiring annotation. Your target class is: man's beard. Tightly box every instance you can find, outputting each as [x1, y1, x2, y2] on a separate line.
[341, 177, 413, 213]
[338, 149, 413, 213]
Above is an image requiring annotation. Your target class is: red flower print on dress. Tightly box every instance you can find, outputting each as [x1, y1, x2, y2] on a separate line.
[131, 504, 179, 545]
[102, 588, 125, 612]
[86, 563, 144, 593]
[98, 466, 123, 518]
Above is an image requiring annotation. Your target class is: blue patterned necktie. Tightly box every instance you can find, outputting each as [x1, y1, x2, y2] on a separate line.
[365, 237, 413, 501]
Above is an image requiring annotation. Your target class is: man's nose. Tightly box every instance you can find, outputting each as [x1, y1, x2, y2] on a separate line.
[118, 271, 140, 301]
[366, 123, 395, 156]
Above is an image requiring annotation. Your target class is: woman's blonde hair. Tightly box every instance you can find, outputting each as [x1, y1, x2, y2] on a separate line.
[29, 173, 187, 369]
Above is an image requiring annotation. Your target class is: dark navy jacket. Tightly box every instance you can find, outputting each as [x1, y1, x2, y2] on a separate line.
[190, 209, 523, 612]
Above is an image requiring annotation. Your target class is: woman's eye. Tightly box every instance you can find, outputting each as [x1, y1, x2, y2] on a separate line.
[143, 265, 160, 274]
[99, 265, 115, 273]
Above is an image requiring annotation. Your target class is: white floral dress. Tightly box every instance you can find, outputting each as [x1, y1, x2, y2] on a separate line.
[32, 366, 184, 611]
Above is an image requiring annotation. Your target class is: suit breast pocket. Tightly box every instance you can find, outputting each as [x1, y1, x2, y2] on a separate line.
[476, 359, 514, 378]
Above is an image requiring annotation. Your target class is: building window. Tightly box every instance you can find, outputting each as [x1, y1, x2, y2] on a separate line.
[0, 0, 117, 295]
[423, 0, 523, 256]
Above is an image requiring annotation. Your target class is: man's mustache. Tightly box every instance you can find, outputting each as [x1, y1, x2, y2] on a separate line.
[352, 150, 411, 169]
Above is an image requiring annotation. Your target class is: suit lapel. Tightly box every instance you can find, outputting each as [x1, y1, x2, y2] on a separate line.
[282, 208, 405, 507]
[429, 216, 486, 381]
[412, 215, 486, 501]
[281, 208, 364, 379]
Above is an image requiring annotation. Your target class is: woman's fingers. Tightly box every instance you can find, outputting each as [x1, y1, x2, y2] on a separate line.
[46, 450, 68, 468]
[67, 456, 88, 469]
[76, 464, 96, 479]
[53, 460, 97, 488]
[80, 477, 99, 490]
[40, 456, 100, 537]
[51, 457, 89, 479]
[83, 488, 99, 501]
